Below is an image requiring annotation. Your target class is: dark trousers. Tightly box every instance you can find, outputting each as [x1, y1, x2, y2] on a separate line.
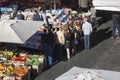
[112, 24, 120, 37]
[55, 44, 64, 60]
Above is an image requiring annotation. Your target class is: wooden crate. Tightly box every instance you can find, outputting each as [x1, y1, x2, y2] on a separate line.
[32, 63, 43, 75]
[3, 76, 15, 80]
[15, 70, 30, 80]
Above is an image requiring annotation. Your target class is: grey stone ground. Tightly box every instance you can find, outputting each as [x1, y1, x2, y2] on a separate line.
[35, 11, 120, 80]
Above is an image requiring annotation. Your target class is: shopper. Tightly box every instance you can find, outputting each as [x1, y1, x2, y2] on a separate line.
[41, 28, 53, 67]
[56, 26, 65, 60]
[16, 10, 24, 20]
[64, 27, 71, 60]
[33, 10, 41, 21]
[111, 13, 120, 39]
[82, 16, 92, 50]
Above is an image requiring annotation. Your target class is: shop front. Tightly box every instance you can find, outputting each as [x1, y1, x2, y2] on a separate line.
[0, 0, 9, 7]
[0, 0, 79, 10]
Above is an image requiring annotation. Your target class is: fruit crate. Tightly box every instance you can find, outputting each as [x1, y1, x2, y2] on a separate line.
[8, 60, 25, 66]
[38, 55, 47, 69]
[32, 63, 43, 75]
[3, 76, 15, 80]
[15, 71, 30, 80]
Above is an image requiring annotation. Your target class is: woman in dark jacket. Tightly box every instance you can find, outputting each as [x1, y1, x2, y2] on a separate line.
[64, 27, 71, 60]
[41, 28, 53, 67]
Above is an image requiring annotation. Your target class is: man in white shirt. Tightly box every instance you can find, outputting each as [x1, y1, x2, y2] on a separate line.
[82, 16, 92, 50]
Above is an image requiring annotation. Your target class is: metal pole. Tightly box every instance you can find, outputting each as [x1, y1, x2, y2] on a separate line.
[54, 0, 56, 10]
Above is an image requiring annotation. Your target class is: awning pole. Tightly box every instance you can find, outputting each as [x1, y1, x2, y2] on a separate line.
[54, 0, 56, 10]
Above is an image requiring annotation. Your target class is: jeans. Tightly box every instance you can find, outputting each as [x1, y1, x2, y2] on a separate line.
[84, 35, 90, 49]
[42, 43, 53, 66]
[112, 24, 120, 37]
[48, 56, 52, 66]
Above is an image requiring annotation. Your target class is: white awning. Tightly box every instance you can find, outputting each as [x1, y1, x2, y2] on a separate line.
[55, 66, 120, 80]
[93, 0, 120, 11]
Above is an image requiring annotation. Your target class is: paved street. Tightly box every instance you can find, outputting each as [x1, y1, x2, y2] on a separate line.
[35, 11, 120, 80]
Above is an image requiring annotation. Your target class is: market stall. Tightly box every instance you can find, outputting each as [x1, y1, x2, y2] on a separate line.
[0, 19, 47, 80]
[0, 50, 47, 80]
[0, 20, 44, 44]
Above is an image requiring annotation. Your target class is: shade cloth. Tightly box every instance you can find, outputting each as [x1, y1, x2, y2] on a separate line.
[55, 66, 120, 80]
[93, 0, 120, 11]
[0, 20, 44, 44]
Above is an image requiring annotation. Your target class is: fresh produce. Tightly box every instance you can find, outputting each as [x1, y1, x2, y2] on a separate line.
[32, 60, 41, 66]
[2, 51, 13, 59]
[10, 55, 17, 61]
[13, 67, 28, 75]
[25, 59, 41, 66]
[4, 69, 11, 76]
[7, 51, 13, 57]
[10, 55, 28, 62]
[24, 59, 33, 66]
[30, 55, 39, 60]
[0, 50, 45, 79]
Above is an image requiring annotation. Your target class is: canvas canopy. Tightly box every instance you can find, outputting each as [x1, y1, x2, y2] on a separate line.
[0, 20, 44, 44]
[55, 66, 120, 80]
[93, 0, 120, 11]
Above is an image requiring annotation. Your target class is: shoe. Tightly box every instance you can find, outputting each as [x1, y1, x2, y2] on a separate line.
[111, 36, 114, 39]
[67, 58, 70, 61]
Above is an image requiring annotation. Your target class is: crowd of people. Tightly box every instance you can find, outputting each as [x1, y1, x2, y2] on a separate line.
[0, 7, 96, 68]
[35, 8, 96, 67]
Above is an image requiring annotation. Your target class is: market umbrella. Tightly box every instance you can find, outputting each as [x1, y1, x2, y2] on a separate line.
[0, 20, 44, 44]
